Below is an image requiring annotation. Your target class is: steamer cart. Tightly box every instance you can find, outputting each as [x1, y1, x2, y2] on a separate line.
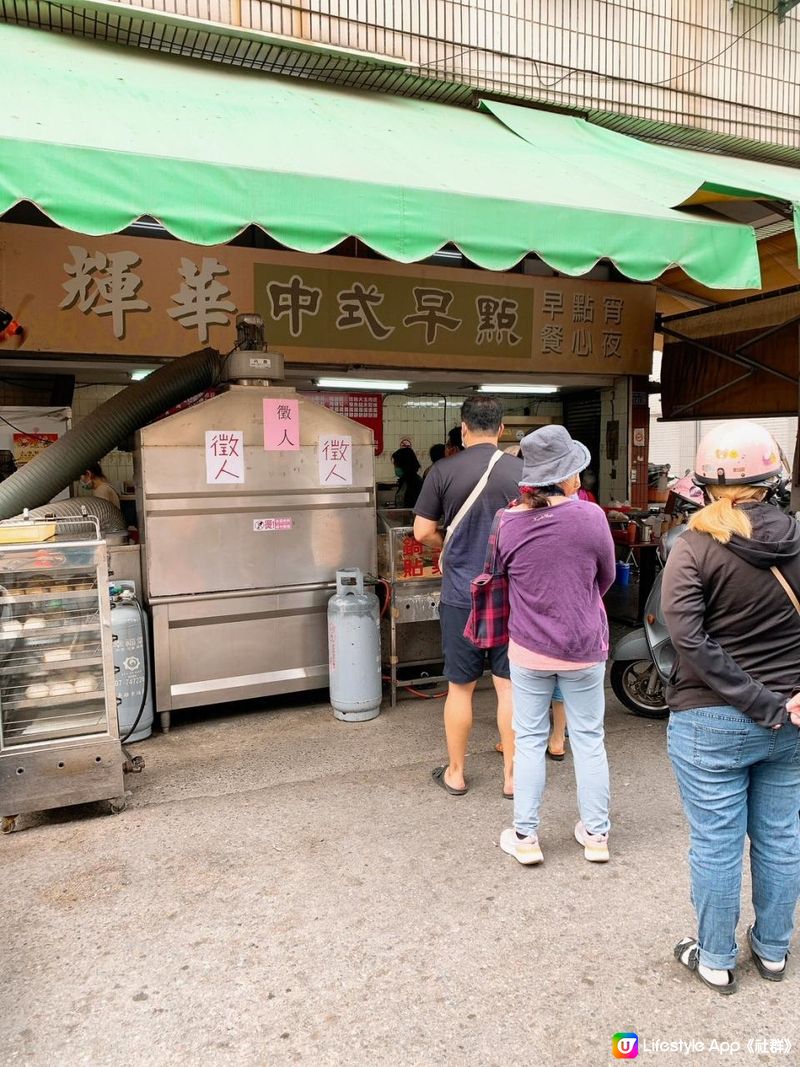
[0, 516, 124, 832]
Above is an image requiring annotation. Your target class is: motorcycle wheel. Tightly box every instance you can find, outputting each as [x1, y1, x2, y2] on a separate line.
[610, 660, 669, 719]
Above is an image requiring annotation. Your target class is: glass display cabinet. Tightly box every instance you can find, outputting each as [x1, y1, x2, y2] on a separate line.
[0, 536, 124, 832]
[377, 509, 444, 706]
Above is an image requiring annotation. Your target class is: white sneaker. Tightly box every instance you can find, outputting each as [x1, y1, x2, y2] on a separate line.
[500, 827, 543, 865]
[574, 820, 609, 862]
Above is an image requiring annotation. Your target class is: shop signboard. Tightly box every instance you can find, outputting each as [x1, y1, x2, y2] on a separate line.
[253, 264, 647, 373]
[0, 223, 655, 375]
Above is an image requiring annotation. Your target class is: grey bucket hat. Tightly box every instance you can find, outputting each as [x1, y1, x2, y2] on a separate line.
[519, 425, 591, 488]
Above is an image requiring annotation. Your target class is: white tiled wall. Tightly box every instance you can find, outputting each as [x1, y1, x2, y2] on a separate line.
[70, 385, 134, 495]
[375, 395, 461, 481]
[374, 395, 562, 481]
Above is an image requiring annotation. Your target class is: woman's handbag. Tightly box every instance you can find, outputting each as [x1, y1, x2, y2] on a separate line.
[463, 509, 509, 649]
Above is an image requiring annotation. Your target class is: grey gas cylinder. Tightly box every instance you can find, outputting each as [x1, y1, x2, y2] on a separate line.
[327, 568, 382, 722]
[110, 597, 154, 742]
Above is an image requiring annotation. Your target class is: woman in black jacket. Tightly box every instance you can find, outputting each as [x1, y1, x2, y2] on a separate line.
[662, 420, 800, 995]
[392, 446, 423, 509]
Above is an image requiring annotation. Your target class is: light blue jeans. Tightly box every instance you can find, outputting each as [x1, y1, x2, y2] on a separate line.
[668, 706, 800, 970]
[511, 662, 609, 837]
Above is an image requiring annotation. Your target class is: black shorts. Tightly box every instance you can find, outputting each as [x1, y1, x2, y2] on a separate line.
[439, 602, 511, 685]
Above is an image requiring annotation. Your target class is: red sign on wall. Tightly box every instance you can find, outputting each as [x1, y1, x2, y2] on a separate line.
[303, 392, 384, 455]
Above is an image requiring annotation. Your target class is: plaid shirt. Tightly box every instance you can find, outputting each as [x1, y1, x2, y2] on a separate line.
[463, 508, 510, 649]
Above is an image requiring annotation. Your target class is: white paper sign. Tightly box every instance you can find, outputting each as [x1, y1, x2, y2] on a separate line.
[205, 429, 245, 484]
[318, 435, 353, 486]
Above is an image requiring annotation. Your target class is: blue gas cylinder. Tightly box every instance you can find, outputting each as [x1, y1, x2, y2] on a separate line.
[110, 595, 154, 742]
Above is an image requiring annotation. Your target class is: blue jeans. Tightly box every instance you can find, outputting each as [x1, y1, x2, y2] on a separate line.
[668, 707, 800, 970]
[511, 662, 609, 837]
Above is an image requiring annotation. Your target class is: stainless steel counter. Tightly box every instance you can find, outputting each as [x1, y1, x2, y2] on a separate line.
[136, 385, 376, 728]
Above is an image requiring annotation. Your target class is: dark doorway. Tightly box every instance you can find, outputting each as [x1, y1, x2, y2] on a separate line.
[562, 390, 602, 496]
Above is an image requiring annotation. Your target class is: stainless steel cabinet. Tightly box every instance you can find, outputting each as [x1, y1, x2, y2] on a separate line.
[136, 384, 376, 729]
[0, 539, 123, 831]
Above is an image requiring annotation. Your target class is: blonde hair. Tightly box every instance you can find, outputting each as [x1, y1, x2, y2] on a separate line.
[688, 485, 766, 544]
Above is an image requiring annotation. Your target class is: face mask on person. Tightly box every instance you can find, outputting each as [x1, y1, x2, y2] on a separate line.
[394, 466, 404, 479]
[80, 474, 92, 489]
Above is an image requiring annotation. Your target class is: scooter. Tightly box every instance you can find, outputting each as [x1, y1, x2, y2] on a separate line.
[609, 478, 702, 719]
[609, 533, 675, 718]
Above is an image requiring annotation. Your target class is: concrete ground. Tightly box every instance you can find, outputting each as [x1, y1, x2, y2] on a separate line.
[2, 682, 798, 1067]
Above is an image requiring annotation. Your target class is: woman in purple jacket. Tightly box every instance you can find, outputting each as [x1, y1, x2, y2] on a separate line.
[495, 426, 616, 866]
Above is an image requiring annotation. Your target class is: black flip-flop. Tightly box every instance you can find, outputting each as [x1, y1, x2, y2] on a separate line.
[503, 790, 513, 800]
[546, 746, 566, 762]
[747, 925, 788, 981]
[674, 937, 737, 995]
[432, 766, 468, 796]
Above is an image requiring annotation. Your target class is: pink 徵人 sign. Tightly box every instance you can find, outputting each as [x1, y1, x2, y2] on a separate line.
[263, 398, 300, 451]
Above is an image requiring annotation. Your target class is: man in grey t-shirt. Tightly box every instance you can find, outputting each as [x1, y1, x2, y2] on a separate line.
[414, 396, 522, 797]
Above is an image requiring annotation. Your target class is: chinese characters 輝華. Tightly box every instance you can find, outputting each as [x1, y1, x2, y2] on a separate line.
[168, 257, 236, 344]
[60, 246, 149, 340]
[61, 248, 238, 342]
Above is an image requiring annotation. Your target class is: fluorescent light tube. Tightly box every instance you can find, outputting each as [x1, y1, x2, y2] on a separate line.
[478, 384, 559, 395]
[131, 369, 154, 381]
[316, 377, 409, 391]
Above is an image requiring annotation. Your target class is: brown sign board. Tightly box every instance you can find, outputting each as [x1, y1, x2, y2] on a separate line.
[662, 327, 800, 420]
[660, 290, 800, 420]
[1, 223, 655, 375]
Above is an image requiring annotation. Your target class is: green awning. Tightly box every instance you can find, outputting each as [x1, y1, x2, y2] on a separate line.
[483, 101, 800, 252]
[0, 21, 793, 288]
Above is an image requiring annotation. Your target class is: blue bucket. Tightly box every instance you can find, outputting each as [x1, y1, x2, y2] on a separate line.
[615, 561, 631, 587]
